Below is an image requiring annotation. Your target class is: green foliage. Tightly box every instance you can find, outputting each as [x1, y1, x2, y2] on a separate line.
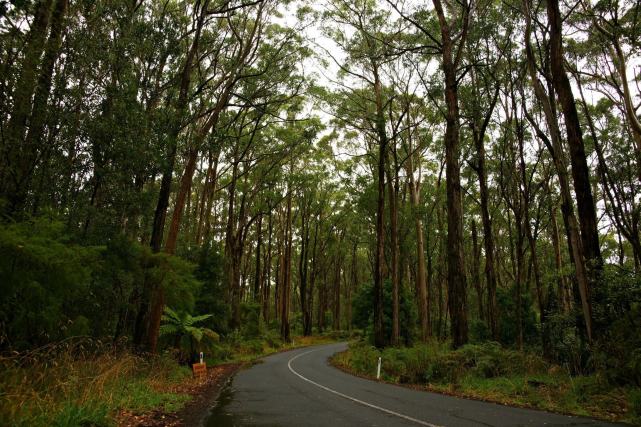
[0, 219, 97, 348]
[240, 302, 263, 339]
[347, 341, 548, 384]
[590, 266, 641, 385]
[352, 279, 417, 345]
[629, 388, 641, 422]
[160, 307, 219, 362]
[0, 217, 203, 351]
[469, 319, 491, 343]
[497, 285, 538, 346]
[336, 340, 640, 424]
[191, 243, 229, 335]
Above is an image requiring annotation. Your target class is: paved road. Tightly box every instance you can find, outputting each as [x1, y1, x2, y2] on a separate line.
[205, 342, 620, 427]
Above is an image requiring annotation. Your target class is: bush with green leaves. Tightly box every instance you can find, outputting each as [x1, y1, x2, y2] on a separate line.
[240, 302, 263, 339]
[159, 307, 219, 363]
[0, 219, 98, 349]
[342, 340, 550, 385]
[0, 217, 203, 352]
[497, 285, 538, 346]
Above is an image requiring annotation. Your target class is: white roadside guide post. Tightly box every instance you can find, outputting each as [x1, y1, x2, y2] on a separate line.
[376, 357, 382, 379]
[200, 352, 204, 364]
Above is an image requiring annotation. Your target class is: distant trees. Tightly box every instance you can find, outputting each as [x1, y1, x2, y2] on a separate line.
[1, 0, 640, 374]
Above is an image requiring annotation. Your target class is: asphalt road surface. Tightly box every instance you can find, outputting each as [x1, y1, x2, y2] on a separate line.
[205, 342, 620, 427]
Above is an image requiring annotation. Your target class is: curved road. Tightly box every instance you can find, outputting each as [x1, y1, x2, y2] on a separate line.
[206, 342, 619, 427]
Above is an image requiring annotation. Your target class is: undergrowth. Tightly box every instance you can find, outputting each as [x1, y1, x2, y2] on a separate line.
[0, 331, 351, 426]
[0, 338, 191, 427]
[332, 341, 640, 425]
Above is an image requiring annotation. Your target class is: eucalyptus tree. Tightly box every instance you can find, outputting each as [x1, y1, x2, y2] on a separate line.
[322, 0, 400, 347]
[572, 0, 641, 181]
[388, 0, 471, 347]
[522, 0, 595, 344]
[545, 0, 603, 287]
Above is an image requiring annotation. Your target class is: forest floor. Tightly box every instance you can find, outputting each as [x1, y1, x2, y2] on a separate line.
[330, 341, 641, 426]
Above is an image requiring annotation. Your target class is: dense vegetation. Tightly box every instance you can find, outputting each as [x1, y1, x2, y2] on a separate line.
[1, 0, 641, 424]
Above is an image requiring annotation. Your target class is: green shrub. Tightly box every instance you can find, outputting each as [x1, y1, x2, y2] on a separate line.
[629, 389, 641, 420]
[345, 340, 550, 386]
[241, 302, 263, 339]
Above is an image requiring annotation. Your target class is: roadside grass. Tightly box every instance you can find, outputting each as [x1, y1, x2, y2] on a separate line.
[331, 341, 640, 425]
[206, 329, 356, 365]
[0, 331, 352, 427]
[0, 338, 192, 427]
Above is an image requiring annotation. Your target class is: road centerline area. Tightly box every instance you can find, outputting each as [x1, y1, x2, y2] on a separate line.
[206, 342, 621, 426]
[287, 349, 443, 427]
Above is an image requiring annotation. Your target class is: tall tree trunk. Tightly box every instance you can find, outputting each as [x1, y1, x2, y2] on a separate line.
[407, 151, 430, 341]
[550, 205, 571, 312]
[299, 203, 312, 335]
[165, 146, 198, 254]
[1, 0, 53, 214]
[333, 251, 341, 331]
[471, 85, 500, 341]
[22, 0, 68, 210]
[372, 64, 387, 348]
[433, 0, 469, 347]
[523, 0, 594, 342]
[149, 3, 205, 253]
[262, 209, 273, 323]
[546, 0, 602, 276]
[386, 164, 400, 345]
[253, 214, 263, 301]
[280, 187, 293, 341]
[471, 220, 484, 322]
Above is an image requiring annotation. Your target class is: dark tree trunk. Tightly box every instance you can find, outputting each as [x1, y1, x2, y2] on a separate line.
[1, 0, 53, 214]
[546, 0, 602, 277]
[523, 0, 594, 343]
[372, 65, 387, 348]
[254, 214, 263, 301]
[386, 163, 400, 345]
[471, 220, 484, 322]
[434, 0, 469, 347]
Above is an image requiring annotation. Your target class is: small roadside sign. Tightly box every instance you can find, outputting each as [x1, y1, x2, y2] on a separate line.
[192, 362, 207, 379]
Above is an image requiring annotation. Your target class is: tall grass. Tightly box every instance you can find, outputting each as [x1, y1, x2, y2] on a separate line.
[0, 338, 190, 427]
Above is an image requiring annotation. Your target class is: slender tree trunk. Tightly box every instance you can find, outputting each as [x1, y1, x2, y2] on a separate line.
[472, 96, 500, 341]
[254, 214, 263, 301]
[407, 153, 430, 341]
[523, 0, 594, 342]
[262, 209, 273, 323]
[280, 187, 292, 341]
[149, 4, 205, 254]
[546, 0, 602, 276]
[386, 164, 400, 345]
[471, 221, 484, 322]
[333, 250, 341, 331]
[372, 64, 387, 348]
[1, 0, 53, 214]
[22, 0, 68, 208]
[550, 205, 571, 312]
[434, 0, 469, 347]
[165, 146, 198, 254]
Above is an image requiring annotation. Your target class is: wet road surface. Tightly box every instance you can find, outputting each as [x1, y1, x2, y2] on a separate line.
[205, 342, 620, 427]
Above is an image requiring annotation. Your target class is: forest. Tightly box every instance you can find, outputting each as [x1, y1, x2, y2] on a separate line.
[1, 0, 641, 425]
